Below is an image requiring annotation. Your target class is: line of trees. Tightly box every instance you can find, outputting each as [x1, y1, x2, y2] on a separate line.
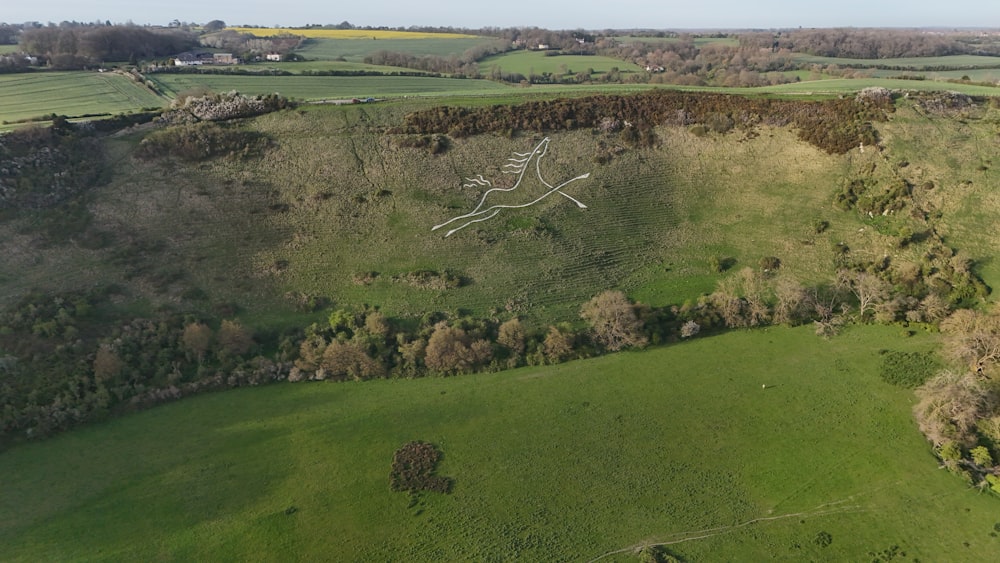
[19, 23, 197, 68]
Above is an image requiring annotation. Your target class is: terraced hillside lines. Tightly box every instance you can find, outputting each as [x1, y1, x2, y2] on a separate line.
[294, 37, 499, 62]
[0, 72, 165, 123]
[145, 74, 511, 100]
[3, 326, 998, 561]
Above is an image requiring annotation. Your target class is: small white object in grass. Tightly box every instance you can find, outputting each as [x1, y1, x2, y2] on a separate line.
[762, 384, 766, 389]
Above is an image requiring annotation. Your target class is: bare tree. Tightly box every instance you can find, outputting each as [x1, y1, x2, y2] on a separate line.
[217, 319, 253, 357]
[181, 322, 213, 363]
[940, 308, 1000, 371]
[321, 340, 384, 381]
[837, 269, 889, 319]
[914, 370, 996, 447]
[542, 325, 575, 363]
[580, 290, 648, 351]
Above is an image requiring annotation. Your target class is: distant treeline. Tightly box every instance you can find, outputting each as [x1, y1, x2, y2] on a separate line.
[400, 89, 892, 154]
[741, 28, 1000, 59]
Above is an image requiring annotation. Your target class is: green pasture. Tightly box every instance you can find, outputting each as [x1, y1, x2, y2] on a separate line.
[232, 60, 418, 74]
[294, 37, 502, 62]
[0, 44, 19, 54]
[145, 73, 512, 100]
[0, 71, 165, 123]
[870, 68, 1000, 82]
[757, 77, 1000, 96]
[2, 325, 996, 561]
[479, 50, 643, 76]
[793, 53, 1000, 69]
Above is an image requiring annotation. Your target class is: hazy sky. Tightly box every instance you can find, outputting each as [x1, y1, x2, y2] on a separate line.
[4, 0, 999, 30]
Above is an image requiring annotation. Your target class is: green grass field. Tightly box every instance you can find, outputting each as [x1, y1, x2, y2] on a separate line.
[0, 71, 165, 123]
[145, 74, 513, 100]
[478, 50, 643, 76]
[0, 44, 20, 54]
[2, 325, 996, 561]
[231, 60, 419, 74]
[295, 37, 503, 62]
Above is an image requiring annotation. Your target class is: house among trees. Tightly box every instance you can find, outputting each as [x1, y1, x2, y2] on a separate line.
[173, 52, 239, 66]
[265, 52, 282, 62]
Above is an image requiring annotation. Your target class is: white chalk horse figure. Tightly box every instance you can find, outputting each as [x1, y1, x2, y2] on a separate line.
[432, 137, 590, 237]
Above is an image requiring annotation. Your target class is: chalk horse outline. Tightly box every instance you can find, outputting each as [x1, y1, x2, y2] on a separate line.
[432, 137, 590, 237]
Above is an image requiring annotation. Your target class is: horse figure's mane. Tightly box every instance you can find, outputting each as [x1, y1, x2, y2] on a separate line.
[432, 137, 589, 237]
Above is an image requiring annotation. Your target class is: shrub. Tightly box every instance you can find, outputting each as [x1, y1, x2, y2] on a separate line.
[135, 122, 269, 162]
[877, 350, 939, 388]
[389, 441, 452, 494]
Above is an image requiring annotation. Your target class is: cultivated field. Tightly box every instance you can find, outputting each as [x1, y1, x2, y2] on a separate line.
[2, 326, 995, 561]
[145, 74, 513, 100]
[0, 71, 165, 124]
[478, 50, 644, 76]
[230, 27, 479, 40]
[294, 37, 502, 62]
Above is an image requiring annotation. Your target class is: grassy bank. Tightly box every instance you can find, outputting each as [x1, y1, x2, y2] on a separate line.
[3, 326, 994, 561]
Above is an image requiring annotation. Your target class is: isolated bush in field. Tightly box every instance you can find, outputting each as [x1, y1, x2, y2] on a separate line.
[389, 441, 452, 494]
[581, 290, 648, 352]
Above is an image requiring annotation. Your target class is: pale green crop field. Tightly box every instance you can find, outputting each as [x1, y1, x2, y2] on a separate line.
[145, 73, 513, 100]
[0, 71, 165, 123]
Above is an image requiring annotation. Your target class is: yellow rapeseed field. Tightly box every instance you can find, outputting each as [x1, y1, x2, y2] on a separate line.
[228, 28, 478, 39]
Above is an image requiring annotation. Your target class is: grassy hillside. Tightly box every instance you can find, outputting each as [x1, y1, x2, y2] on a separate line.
[4, 92, 997, 327]
[3, 326, 997, 561]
